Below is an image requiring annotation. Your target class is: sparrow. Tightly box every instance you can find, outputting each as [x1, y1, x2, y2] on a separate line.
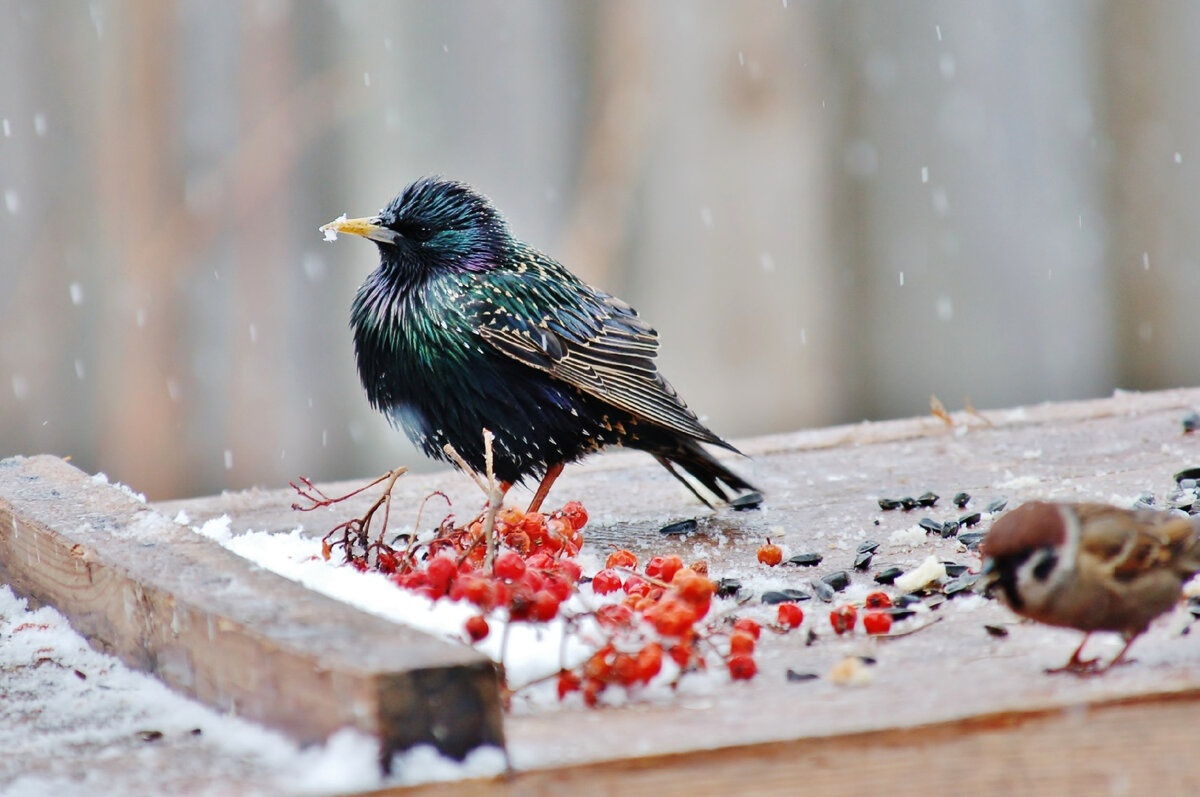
[980, 501, 1200, 674]
[320, 178, 758, 512]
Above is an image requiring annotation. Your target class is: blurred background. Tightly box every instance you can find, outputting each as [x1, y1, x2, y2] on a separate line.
[2, 1, 1198, 500]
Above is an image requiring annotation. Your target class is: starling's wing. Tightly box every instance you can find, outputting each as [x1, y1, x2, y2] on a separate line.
[464, 262, 730, 448]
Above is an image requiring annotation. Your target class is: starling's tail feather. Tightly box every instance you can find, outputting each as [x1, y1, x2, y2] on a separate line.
[652, 438, 759, 508]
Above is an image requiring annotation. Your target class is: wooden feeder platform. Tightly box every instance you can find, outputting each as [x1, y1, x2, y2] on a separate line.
[3, 387, 1200, 794]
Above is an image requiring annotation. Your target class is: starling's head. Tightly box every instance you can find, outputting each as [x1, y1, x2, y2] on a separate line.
[321, 177, 511, 274]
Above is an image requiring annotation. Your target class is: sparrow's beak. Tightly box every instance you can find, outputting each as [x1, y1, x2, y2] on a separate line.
[320, 215, 401, 246]
[974, 558, 999, 595]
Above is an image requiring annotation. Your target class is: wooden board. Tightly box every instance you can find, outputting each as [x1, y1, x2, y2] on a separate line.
[0, 455, 504, 765]
[5, 387, 1200, 794]
[159, 387, 1200, 793]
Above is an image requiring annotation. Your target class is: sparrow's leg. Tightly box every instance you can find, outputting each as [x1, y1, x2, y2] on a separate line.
[1096, 633, 1139, 673]
[1046, 633, 1101, 675]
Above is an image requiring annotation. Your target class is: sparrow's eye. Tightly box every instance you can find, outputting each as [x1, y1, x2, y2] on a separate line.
[1031, 547, 1059, 582]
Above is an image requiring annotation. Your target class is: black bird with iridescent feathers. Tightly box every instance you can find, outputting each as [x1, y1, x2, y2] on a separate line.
[321, 178, 758, 512]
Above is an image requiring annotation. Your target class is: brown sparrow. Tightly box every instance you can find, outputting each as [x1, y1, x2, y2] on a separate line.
[980, 501, 1200, 674]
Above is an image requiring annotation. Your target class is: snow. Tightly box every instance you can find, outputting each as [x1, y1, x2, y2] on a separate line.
[69, 282, 84, 305]
[0, 585, 506, 792]
[321, 214, 346, 242]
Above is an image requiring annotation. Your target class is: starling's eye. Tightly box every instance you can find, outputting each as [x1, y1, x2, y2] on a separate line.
[398, 222, 435, 243]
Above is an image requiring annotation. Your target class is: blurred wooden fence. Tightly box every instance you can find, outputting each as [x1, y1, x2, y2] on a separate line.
[1, 1, 1198, 499]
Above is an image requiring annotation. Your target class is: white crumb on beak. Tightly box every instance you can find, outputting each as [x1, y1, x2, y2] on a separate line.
[321, 213, 347, 242]
[895, 555, 947, 593]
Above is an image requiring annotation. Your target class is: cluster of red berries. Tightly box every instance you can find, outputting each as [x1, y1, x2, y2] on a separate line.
[829, 592, 894, 636]
[323, 500, 589, 642]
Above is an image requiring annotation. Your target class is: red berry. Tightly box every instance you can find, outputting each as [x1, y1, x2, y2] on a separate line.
[606, 549, 638, 569]
[756, 542, 783, 567]
[595, 603, 634, 629]
[521, 511, 547, 536]
[531, 590, 561, 622]
[525, 552, 555, 570]
[728, 654, 758, 680]
[646, 598, 696, 637]
[558, 559, 583, 583]
[732, 618, 762, 639]
[623, 575, 650, 597]
[729, 631, 756, 656]
[672, 570, 716, 605]
[863, 610, 893, 635]
[830, 605, 858, 635]
[494, 551, 526, 581]
[425, 556, 458, 594]
[777, 602, 804, 629]
[557, 670, 581, 700]
[591, 568, 623, 595]
[864, 591, 893, 609]
[560, 501, 589, 531]
[645, 555, 683, 582]
[635, 643, 663, 683]
[464, 615, 489, 642]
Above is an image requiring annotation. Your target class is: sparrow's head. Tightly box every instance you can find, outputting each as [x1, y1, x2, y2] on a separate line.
[979, 502, 1071, 611]
[321, 177, 511, 276]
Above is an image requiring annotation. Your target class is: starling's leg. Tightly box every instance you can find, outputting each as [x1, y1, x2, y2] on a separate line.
[1046, 633, 1100, 674]
[526, 462, 565, 514]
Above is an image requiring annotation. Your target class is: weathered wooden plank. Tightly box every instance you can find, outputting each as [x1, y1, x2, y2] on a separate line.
[0, 455, 504, 763]
[159, 386, 1200, 792]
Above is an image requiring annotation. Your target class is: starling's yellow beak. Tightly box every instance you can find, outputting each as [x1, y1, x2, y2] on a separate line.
[320, 215, 400, 245]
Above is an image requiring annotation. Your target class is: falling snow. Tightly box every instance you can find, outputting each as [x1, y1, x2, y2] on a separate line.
[69, 282, 84, 305]
[5, 189, 20, 214]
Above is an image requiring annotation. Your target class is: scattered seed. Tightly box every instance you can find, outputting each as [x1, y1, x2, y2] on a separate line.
[854, 550, 875, 571]
[918, 517, 943, 535]
[939, 520, 960, 538]
[874, 566, 903, 585]
[74, 669, 86, 680]
[984, 624, 1009, 637]
[138, 730, 164, 743]
[1183, 411, 1199, 434]
[822, 570, 851, 591]
[730, 491, 764, 511]
[811, 580, 835, 602]
[1175, 468, 1200, 485]
[953, 492, 971, 508]
[190, 728, 203, 736]
[942, 562, 968, 577]
[786, 552, 823, 567]
[761, 588, 810, 604]
[958, 531, 986, 550]
[857, 540, 881, 554]
[986, 498, 1008, 514]
[900, 496, 919, 510]
[942, 572, 980, 596]
[716, 577, 742, 597]
[923, 594, 946, 610]
[896, 594, 923, 608]
[660, 518, 698, 536]
[878, 497, 902, 511]
[888, 606, 916, 621]
[786, 669, 820, 682]
[958, 512, 982, 528]
[917, 491, 939, 507]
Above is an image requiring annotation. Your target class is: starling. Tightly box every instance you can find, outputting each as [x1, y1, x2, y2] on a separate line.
[321, 177, 758, 511]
